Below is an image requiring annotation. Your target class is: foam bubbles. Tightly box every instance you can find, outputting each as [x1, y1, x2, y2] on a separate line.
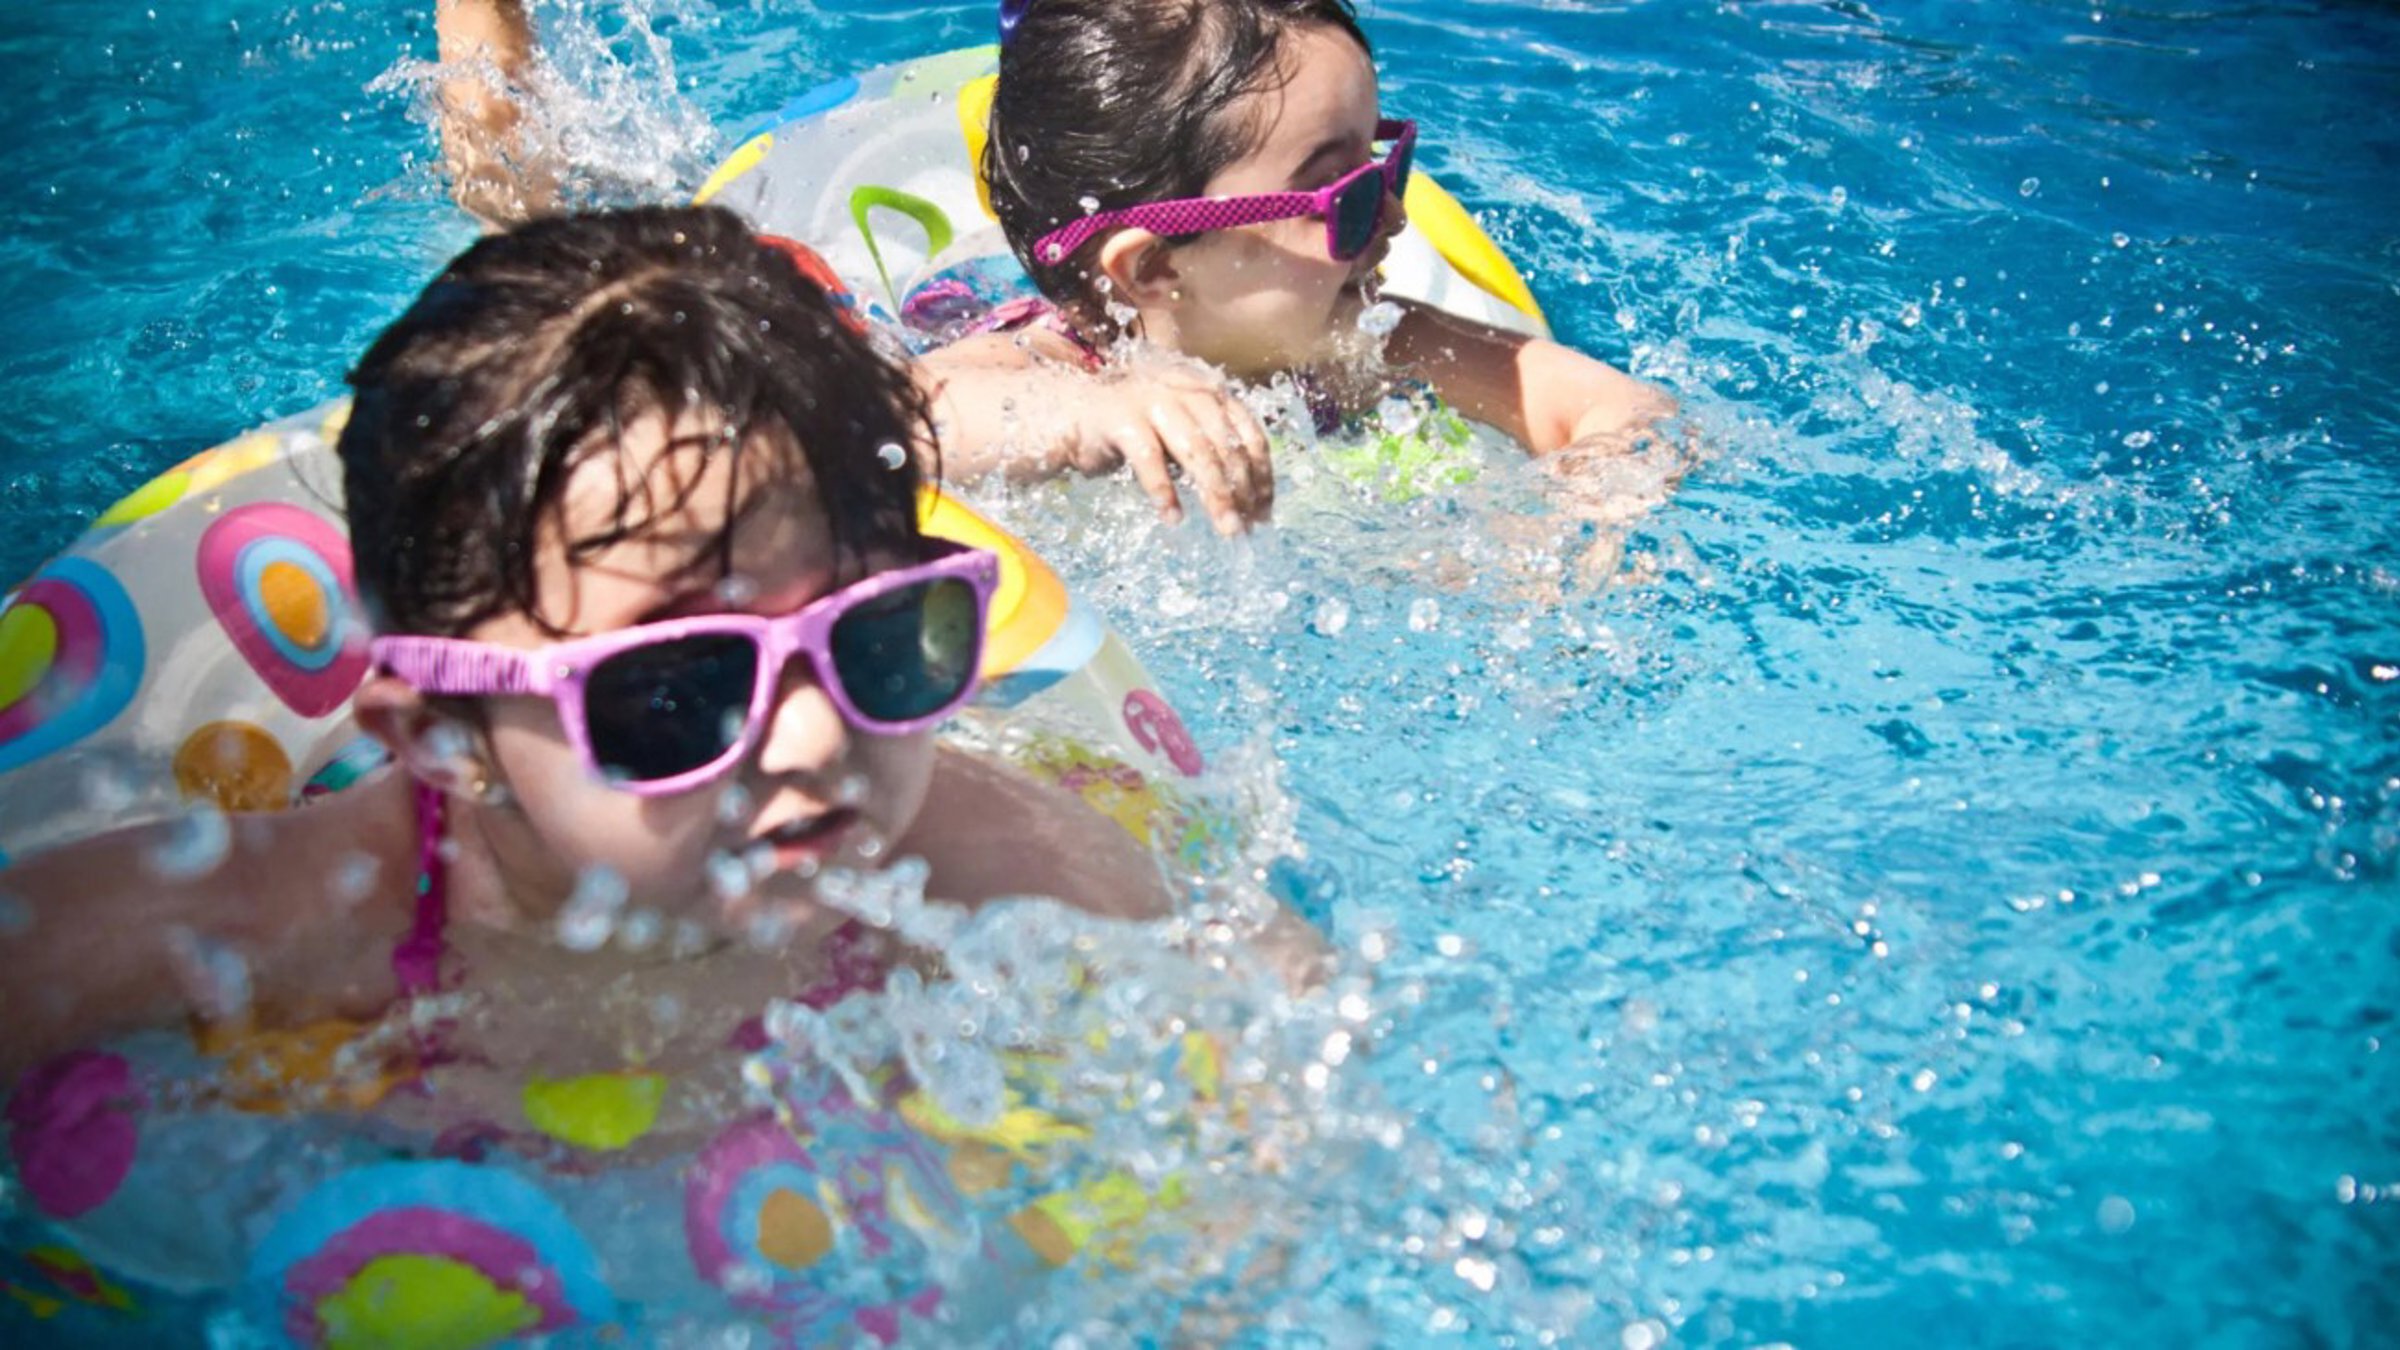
[1356, 300, 1404, 337]
[555, 865, 630, 951]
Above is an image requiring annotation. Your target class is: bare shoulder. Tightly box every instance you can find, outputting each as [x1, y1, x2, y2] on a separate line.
[903, 745, 1173, 921]
[922, 324, 1092, 374]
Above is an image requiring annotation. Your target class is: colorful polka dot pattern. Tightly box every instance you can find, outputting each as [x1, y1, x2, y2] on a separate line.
[1122, 688, 1204, 777]
[247, 1162, 615, 1347]
[684, 1085, 953, 1344]
[196, 503, 369, 718]
[0, 559, 144, 776]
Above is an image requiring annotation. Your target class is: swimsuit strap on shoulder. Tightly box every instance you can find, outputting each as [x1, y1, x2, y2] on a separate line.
[392, 782, 450, 997]
[972, 296, 1108, 370]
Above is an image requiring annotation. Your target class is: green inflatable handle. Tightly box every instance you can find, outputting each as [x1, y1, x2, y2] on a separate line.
[849, 185, 955, 310]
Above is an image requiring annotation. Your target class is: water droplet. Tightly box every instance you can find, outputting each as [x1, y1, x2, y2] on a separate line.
[2121, 429, 2155, 449]
[165, 924, 253, 1019]
[2018, 177, 2041, 197]
[707, 850, 755, 904]
[715, 573, 760, 607]
[618, 909, 663, 952]
[720, 1262, 772, 1297]
[671, 920, 715, 958]
[1077, 194, 1100, 214]
[1355, 300, 1403, 337]
[555, 866, 630, 951]
[1376, 394, 1424, 438]
[744, 905, 796, 948]
[2111, 231, 2131, 248]
[715, 782, 754, 827]
[330, 852, 381, 906]
[1828, 185, 1848, 209]
[149, 806, 232, 881]
[79, 759, 140, 815]
[2097, 1195, 2136, 1232]
[1311, 596, 1351, 637]
[1407, 597, 1442, 633]
[422, 721, 475, 772]
[836, 774, 870, 807]
[876, 441, 908, 470]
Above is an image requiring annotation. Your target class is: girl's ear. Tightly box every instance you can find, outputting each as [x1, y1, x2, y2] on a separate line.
[1095, 228, 1183, 307]
[353, 674, 491, 797]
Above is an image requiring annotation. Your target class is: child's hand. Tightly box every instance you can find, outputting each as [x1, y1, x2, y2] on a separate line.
[918, 332, 1272, 534]
[1065, 367, 1274, 535]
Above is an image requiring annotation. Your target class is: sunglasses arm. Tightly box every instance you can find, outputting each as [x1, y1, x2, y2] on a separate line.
[370, 637, 551, 699]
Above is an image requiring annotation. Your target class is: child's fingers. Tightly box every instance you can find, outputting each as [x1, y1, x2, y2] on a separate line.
[1152, 402, 1247, 535]
[1222, 396, 1275, 520]
[1191, 393, 1265, 524]
[1113, 424, 1186, 526]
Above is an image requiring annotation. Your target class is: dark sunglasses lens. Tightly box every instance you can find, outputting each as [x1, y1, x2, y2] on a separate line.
[1333, 171, 1386, 260]
[584, 633, 759, 783]
[829, 578, 983, 725]
[1391, 134, 1415, 198]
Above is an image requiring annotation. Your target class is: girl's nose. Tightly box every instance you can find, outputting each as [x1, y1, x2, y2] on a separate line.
[751, 655, 852, 780]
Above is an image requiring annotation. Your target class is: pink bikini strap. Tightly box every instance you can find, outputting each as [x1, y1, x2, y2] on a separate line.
[392, 782, 449, 997]
[972, 296, 1107, 370]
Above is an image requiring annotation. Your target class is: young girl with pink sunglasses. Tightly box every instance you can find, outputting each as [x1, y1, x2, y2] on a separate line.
[0, 205, 1172, 1086]
[918, 0, 1677, 535]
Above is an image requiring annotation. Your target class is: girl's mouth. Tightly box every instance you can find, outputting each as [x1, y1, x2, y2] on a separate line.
[756, 808, 860, 872]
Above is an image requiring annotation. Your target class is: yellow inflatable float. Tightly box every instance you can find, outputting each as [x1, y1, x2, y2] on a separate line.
[697, 44, 1550, 343]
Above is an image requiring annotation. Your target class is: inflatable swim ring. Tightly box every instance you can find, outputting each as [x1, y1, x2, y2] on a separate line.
[0, 422, 1218, 1342]
[0, 59, 1269, 1349]
[0, 405, 1210, 867]
[696, 44, 1552, 345]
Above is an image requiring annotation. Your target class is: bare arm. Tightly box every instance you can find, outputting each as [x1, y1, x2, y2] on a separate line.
[433, 0, 558, 227]
[1384, 296, 1674, 454]
[916, 332, 1273, 535]
[0, 778, 418, 1083]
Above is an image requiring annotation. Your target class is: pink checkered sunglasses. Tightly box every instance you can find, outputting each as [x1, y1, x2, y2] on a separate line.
[370, 542, 998, 795]
[1033, 119, 1417, 266]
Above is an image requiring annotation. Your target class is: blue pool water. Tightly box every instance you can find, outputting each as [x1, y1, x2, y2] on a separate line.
[4, 0, 2397, 1344]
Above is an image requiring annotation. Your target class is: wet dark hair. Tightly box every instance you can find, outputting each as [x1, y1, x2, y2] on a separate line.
[984, 0, 1370, 327]
[339, 204, 930, 638]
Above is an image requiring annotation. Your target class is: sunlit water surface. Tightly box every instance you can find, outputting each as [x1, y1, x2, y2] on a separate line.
[2, 0, 2396, 1344]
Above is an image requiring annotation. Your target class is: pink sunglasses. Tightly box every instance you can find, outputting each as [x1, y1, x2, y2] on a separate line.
[370, 542, 998, 796]
[1033, 119, 1417, 266]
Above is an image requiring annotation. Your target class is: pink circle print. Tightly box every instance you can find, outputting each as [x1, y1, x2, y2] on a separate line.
[1123, 689, 1203, 777]
[195, 504, 371, 717]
